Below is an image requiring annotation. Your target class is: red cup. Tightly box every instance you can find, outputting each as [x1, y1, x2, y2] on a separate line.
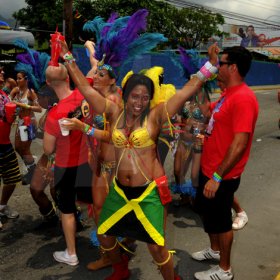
[4, 102, 16, 123]
[49, 31, 65, 67]
[23, 116, 31, 126]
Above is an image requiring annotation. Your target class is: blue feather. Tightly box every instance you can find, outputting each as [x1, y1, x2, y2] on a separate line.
[126, 33, 167, 61]
[83, 17, 109, 42]
[14, 40, 50, 90]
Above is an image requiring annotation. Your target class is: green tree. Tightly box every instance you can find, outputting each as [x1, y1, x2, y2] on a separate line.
[13, 0, 64, 47]
[13, 0, 225, 49]
[171, 7, 225, 49]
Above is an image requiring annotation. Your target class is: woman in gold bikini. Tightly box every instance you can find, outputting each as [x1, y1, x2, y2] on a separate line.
[56, 32, 219, 278]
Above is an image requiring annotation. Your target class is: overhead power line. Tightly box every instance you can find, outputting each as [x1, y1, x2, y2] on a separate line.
[164, 0, 280, 28]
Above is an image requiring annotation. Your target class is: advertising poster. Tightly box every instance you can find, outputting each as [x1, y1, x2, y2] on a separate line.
[223, 24, 280, 48]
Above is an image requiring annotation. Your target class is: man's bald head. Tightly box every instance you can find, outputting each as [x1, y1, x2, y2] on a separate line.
[45, 63, 69, 86]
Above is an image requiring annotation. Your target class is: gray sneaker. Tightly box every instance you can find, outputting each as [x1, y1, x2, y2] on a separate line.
[53, 249, 79, 266]
[0, 206, 19, 219]
[194, 265, 233, 280]
[191, 247, 220, 261]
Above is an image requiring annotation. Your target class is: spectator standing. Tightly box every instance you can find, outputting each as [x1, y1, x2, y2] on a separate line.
[44, 63, 93, 266]
[192, 46, 259, 280]
[0, 82, 21, 229]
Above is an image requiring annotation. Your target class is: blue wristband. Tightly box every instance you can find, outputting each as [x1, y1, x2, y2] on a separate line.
[87, 127, 95, 136]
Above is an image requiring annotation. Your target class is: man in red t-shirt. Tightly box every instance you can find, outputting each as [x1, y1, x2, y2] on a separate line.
[192, 47, 259, 280]
[0, 88, 21, 229]
[44, 63, 92, 266]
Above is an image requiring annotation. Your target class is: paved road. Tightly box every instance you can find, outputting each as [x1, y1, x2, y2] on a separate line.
[0, 89, 279, 280]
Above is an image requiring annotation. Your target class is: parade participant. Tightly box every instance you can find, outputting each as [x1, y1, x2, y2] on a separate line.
[0, 82, 21, 228]
[81, 40, 122, 228]
[44, 63, 93, 266]
[79, 10, 168, 271]
[10, 72, 42, 185]
[10, 40, 51, 185]
[172, 48, 214, 206]
[192, 46, 258, 280]
[57, 28, 219, 279]
[29, 84, 59, 229]
[173, 91, 209, 206]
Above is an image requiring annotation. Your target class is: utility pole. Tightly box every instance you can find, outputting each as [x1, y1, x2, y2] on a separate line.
[63, 0, 73, 50]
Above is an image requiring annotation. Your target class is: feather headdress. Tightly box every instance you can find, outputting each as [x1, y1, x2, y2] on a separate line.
[178, 46, 216, 94]
[13, 39, 50, 90]
[83, 9, 167, 78]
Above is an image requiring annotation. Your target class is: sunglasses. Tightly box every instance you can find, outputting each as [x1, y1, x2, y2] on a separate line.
[219, 61, 234, 67]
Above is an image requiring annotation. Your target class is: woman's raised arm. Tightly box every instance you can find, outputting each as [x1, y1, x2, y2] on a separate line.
[163, 43, 219, 121]
[58, 40, 116, 116]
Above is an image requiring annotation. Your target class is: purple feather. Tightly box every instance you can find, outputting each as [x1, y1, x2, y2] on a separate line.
[107, 12, 118, 23]
[178, 46, 196, 76]
[16, 53, 33, 65]
[119, 9, 148, 43]
[101, 12, 118, 37]
[91, 9, 166, 77]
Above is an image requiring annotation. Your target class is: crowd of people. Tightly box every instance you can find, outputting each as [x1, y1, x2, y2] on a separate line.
[0, 9, 259, 280]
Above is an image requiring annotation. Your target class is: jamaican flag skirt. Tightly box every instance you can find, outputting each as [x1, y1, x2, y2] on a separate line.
[98, 177, 165, 246]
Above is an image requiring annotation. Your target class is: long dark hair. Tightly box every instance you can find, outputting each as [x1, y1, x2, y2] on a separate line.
[122, 74, 154, 127]
[38, 84, 58, 110]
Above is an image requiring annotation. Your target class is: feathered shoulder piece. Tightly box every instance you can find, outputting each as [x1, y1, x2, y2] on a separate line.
[13, 39, 50, 90]
[178, 46, 216, 94]
[83, 9, 167, 78]
[141, 66, 175, 109]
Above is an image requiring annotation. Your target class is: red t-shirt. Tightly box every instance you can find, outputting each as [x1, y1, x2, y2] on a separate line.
[0, 90, 11, 144]
[201, 83, 259, 179]
[45, 89, 88, 167]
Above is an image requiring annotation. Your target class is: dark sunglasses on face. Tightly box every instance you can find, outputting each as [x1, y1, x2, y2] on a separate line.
[219, 61, 234, 67]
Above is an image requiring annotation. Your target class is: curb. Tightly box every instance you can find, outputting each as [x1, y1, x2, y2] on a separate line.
[214, 85, 280, 93]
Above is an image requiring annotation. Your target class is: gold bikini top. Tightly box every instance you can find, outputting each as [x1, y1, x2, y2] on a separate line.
[112, 111, 155, 149]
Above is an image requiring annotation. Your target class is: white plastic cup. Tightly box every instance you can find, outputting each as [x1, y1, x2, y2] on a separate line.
[58, 119, 70, 136]
[19, 125, 28, 141]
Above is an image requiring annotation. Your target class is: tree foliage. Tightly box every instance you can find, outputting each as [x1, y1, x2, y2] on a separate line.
[13, 0, 225, 49]
[172, 7, 225, 49]
[13, 0, 64, 46]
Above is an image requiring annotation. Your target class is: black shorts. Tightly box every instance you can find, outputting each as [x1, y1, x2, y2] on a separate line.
[54, 162, 93, 214]
[195, 170, 240, 234]
[0, 144, 21, 185]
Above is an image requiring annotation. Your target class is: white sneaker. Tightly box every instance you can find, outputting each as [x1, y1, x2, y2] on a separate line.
[53, 249, 79, 266]
[191, 247, 220, 261]
[0, 219, 3, 230]
[194, 265, 234, 280]
[232, 211, 248, 230]
[0, 205, 19, 219]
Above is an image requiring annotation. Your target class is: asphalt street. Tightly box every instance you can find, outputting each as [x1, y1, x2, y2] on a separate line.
[0, 88, 279, 280]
